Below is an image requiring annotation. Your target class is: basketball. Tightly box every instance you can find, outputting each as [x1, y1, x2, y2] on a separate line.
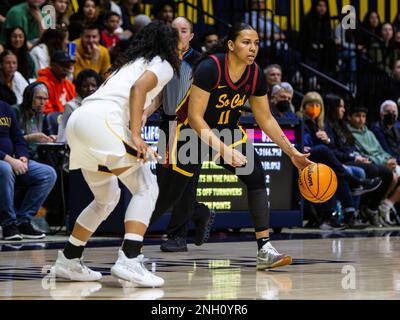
[298, 163, 337, 203]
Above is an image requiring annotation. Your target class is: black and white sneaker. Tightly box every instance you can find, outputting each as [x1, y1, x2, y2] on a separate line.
[18, 222, 45, 239]
[2, 224, 23, 241]
[351, 178, 382, 196]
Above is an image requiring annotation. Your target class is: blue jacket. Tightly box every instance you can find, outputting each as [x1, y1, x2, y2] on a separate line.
[371, 121, 400, 162]
[325, 121, 359, 163]
[0, 101, 29, 160]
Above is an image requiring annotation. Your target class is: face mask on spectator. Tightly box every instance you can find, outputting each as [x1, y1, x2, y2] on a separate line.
[275, 100, 291, 113]
[305, 103, 321, 120]
[383, 112, 396, 126]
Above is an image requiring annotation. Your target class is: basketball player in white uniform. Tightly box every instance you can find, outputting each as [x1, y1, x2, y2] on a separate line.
[51, 21, 181, 287]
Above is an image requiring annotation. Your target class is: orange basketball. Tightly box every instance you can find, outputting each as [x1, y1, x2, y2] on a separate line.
[298, 163, 337, 203]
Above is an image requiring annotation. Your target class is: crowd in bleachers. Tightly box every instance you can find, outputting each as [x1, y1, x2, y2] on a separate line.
[1, 0, 400, 240]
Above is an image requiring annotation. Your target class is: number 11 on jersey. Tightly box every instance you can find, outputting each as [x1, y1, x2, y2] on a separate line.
[218, 110, 231, 125]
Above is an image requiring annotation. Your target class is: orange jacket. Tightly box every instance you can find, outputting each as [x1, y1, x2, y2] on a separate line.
[37, 67, 76, 114]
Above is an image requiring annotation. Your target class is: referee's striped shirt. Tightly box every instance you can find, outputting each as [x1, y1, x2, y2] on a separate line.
[162, 48, 201, 117]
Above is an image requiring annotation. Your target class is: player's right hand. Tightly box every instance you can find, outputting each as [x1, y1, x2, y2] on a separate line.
[223, 147, 247, 167]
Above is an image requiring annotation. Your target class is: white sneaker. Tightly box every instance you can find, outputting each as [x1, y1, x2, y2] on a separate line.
[111, 250, 164, 288]
[52, 250, 102, 281]
[256, 242, 292, 270]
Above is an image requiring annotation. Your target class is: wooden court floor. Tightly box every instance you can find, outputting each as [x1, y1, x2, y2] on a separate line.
[0, 234, 400, 300]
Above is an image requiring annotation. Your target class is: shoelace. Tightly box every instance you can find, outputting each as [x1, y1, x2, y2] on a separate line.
[261, 244, 280, 256]
[77, 258, 92, 274]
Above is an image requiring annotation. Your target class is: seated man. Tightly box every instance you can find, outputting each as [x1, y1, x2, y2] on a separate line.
[73, 23, 111, 80]
[0, 100, 57, 240]
[269, 82, 297, 119]
[372, 100, 400, 164]
[37, 50, 76, 114]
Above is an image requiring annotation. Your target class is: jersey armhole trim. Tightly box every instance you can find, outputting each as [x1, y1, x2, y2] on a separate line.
[251, 63, 259, 96]
[209, 55, 221, 90]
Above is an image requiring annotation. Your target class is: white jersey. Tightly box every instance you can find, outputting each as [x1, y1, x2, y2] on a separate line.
[66, 55, 174, 171]
[83, 56, 173, 121]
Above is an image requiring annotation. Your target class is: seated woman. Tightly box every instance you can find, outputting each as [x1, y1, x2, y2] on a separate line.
[0, 50, 29, 104]
[30, 28, 69, 77]
[297, 92, 380, 229]
[2, 27, 35, 81]
[11, 82, 56, 160]
[58, 69, 101, 142]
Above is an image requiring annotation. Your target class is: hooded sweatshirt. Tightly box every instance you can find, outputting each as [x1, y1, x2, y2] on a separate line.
[348, 123, 392, 166]
[37, 67, 76, 114]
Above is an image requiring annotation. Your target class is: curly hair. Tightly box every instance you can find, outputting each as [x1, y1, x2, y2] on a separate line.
[110, 21, 180, 75]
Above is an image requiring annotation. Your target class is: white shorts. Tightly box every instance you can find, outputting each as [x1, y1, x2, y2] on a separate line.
[66, 102, 140, 172]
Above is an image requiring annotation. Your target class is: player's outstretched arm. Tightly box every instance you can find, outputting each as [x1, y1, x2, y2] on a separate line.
[249, 94, 312, 171]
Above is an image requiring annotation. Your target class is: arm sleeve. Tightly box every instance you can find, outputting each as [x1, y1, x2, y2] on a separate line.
[192, 58, 219, 92]
[147, 58, 174, 88]
[10, 108, 29, 159]
[252, 65, 268, 97]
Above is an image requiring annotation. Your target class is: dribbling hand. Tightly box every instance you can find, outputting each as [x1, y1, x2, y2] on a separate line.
[223, 147, 248, 167]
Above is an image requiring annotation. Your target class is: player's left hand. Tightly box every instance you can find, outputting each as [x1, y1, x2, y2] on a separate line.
[132, 135, 160, 163]
[290, 151, 314, 172]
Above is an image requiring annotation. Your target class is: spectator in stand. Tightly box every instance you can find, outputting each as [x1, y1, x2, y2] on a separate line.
[30, 28, 69, 77]
[358, 11, 382, 50]
[36, 50, 76, 114]
[372, 100, 400, 164]
[3, 26, 35, 80]
[119, 0, 142, 38]
[0, 100, 57, 241]
[264, 64, 282, 95]
[73, 23, 111, 80]
[100, 11, 121, 49]
[152, 0, 175, 25]
[58, 69, 101, 142]
[11, 81, 56, 159]
[200, 30, 219, 53]
[385, 59, 400, 101]
[1, 0, 46, 46]
[69, 0, 99, 41]
[0, 50, 28, 104]
[270, 82, 296, 119]
[367, 23, 398, 76]
[244, 0, 285, 44]
[48, 0, 70, 29]
[300, 0, 336, 75]
[98, 0, 123, 27]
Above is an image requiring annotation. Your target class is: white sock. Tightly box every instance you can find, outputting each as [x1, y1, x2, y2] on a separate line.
[69, 235, 87, 247]
[124, 233, 143, 242]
